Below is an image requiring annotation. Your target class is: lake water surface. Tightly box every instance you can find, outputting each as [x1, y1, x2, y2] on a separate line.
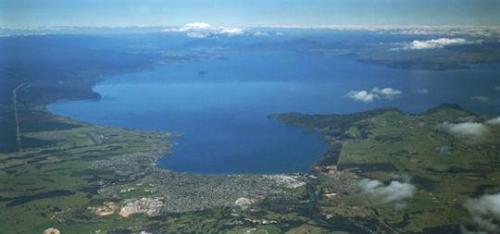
[48, 52, 500, 174]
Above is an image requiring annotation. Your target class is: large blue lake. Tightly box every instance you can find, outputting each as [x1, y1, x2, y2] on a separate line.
[48, 51, 500, 174]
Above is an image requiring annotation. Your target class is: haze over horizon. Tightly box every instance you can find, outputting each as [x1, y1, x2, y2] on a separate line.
[1, 0, 499, 28]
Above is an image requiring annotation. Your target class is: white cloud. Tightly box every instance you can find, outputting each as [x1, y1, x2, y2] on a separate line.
[179, 22, 212, 31]
[486, 117, 500, 125]
[359, 179, 416, 203]
[465, 193, 500, 232]
[164, 22, 245, 38]
[439, 122, 489, 138]
[417, 89, 429, 94]
[220, 27, 244, 36]
[402, 38, 473, 50]
[387, 26, 500, 37]
[471, 96, 490, 102]
[346, 90, 377, 103]
[251, 24, 499, 36]
[163, 22, 211, 33]
[372, 87, 402, 100]
[346, 87, 402, 103]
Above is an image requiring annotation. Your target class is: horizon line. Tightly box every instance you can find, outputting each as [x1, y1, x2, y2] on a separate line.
[2, 23, 500, 31]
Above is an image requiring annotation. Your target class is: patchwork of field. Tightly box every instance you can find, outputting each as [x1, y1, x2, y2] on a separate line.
[274, 104, 500, 233]
[0, 109, 170, 233]
[2, 104, 498, 233]
[0, 109, 315, 233]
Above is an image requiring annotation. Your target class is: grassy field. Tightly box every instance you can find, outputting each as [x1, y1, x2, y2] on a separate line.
[0, 109, 318, 233]
[274, 104, 500, 233]
[2, 103, 499, 233]
[0, 109, 171, 233]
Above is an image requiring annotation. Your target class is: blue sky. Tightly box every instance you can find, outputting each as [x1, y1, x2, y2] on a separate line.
[1, 0, 499, 28]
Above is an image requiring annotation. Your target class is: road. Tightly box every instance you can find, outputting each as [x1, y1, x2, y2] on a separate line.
[12, 83, 26, 152]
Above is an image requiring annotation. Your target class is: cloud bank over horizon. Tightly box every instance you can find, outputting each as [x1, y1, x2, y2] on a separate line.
[4, 23, 500, 39]
[163, 22, 244, 38]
